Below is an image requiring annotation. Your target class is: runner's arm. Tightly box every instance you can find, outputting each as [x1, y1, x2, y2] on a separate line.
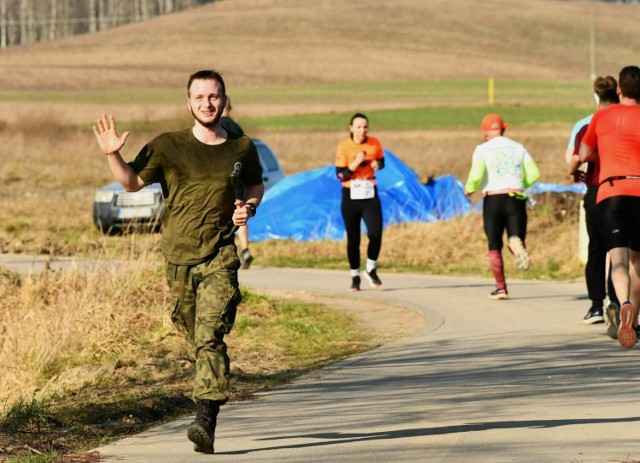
[233, 183, 264, 226]
[464, 158, 485, 195]
[523, 157, 541, 189]
[567, 155, 585, 182]
[105, 153, 146, 192]
[336, 167, 353, 181]
[564, 145, 574, 165]
[243, 183, 264, 208]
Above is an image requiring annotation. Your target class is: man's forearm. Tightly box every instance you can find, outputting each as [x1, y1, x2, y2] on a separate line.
[564, 145, 574, 165]
[106, 152, 145, 192]
[567, 155, 582, 175]
[244, 183, 265, 206]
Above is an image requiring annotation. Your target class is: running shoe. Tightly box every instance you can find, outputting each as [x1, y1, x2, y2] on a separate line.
[582, 305, 604, 325]
[606, 302, 620, 340]
[365, 269, 382, 288]
[488, 288, 509, 300]
[618, 302, 637, 348]
[350, 276, 361, 292]
[239, 249, 253, 270]
[508, 236, 530, 271]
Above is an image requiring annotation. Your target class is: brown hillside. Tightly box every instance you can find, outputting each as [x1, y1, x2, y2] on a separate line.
[0, 0, 637, 92]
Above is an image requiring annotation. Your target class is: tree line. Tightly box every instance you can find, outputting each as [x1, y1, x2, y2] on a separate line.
[0, 0, 216, 48]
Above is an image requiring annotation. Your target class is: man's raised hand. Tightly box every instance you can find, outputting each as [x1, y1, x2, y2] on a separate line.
[93, 113, 130, 155]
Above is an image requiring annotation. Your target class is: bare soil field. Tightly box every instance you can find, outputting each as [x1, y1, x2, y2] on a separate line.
[0, 0, 638, 92]
[0, 0, 636, 137]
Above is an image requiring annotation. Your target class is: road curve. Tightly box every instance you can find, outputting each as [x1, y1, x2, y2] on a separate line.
[86, 267, 640, 463]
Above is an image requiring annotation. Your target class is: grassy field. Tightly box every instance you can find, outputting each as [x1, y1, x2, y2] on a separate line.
[240, 103, 594, 131]
[2, 0, 639, 459]
[0, 79, 595, 106]
[0, 259, 387, 461]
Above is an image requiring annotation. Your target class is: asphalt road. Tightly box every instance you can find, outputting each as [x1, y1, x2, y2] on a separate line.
[84, 266, 640, 463]
[0, 253, 109, 274]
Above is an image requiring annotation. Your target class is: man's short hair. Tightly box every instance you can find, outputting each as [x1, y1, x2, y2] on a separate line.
[187, 70, 226, 97]
[618, 66, 640, 102]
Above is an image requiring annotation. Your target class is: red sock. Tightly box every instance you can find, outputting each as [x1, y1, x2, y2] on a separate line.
[488, 250, 506, 290]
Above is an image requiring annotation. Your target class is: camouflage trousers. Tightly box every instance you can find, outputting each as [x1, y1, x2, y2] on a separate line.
[165, 244, 242, 403]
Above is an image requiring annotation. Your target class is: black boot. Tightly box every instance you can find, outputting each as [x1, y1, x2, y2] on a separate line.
[187, 400, 220, 454]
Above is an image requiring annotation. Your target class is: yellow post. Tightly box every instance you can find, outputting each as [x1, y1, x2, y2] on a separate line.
[488, 77, 495, 105]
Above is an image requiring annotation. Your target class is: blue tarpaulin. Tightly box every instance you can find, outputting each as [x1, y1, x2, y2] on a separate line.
[526, 182, 586, 195]
[250, 150, 471, 242]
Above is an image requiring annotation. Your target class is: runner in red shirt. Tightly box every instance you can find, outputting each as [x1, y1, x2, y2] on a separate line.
[576, 65, 640, 348]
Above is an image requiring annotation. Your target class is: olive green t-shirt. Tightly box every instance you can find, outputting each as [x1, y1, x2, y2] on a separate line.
[128, 128, 263, 265]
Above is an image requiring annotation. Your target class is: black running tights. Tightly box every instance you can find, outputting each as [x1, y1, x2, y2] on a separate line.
[584, 186, 618, 306]
[341, 187, 383, 270]
[483, 194, 527, 251]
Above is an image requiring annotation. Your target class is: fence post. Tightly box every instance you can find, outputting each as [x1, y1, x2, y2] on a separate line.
[488, 77, 495, 105]
[578, 199, 588, 264]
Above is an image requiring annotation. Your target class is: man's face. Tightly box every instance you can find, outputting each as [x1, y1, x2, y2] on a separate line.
[187, 78, 226, 128]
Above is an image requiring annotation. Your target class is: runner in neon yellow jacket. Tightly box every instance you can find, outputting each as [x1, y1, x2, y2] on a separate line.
[464, 114, 540, 300]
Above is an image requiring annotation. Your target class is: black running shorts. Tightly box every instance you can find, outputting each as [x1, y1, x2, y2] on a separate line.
[597, 195, 640, 252]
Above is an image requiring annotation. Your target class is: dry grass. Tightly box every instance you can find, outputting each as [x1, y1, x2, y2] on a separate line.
[0, 251, 169, 407]
[263, 127, 571, 181]
[0, 113, 164, 256]
[0, 252, 382, 460]
[0, 0, 638, 93]
[0, 255, 376, 408]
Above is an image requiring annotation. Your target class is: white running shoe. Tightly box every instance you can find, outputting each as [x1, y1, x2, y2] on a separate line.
[508, 236, 530, 271]
[364, 269, 382, 288]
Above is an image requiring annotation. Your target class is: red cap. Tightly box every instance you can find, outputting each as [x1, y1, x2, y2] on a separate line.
[481, 114, 509, 132]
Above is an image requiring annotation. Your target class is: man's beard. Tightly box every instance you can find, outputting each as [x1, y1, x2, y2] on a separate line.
[190, 107, 222, 128]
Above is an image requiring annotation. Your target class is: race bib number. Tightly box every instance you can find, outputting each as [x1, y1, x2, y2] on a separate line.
[350, 179, 375, 200]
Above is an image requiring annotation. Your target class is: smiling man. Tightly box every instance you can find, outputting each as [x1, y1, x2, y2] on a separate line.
[92, 69, 264, 454]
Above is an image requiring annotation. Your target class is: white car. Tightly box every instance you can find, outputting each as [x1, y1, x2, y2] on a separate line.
[92, 139, 285, 233]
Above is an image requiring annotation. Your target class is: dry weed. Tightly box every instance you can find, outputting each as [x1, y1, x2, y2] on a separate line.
[0, 0, 638, 91]
[258, 127, 572, 183]
[0, 252, 169, 408]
